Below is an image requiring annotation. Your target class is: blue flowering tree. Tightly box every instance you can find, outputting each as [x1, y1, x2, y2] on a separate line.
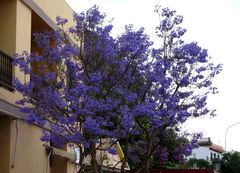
[13, 6, 222, 173]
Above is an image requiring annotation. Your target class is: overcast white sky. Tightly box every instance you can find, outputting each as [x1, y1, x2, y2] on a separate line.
[66, 0, 240, 152]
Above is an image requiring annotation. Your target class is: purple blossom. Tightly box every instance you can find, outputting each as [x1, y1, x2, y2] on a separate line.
[108, 147, 118, 155]
[56, 16, 68, 25]
[159, 148, 169, 164]
[13, 5, 222, 169]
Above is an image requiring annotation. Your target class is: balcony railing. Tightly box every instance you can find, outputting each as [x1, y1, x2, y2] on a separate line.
[0, 50, 13, 91]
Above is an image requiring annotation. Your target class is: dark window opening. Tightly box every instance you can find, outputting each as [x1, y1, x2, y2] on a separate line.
[0, 50, 13, 91]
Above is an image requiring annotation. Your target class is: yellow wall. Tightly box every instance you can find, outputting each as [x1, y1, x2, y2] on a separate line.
[14, 0, 31, 94]
[67, 162, 78, 173]
[51, 155, 67, 173]
[0, 117, 47, 173]
[0, 116, 11, 173]
[9, 119, 49, 173]
[0, 1, 78, 172]
[32, 0, 74, 29]
[50, 145, 78, 173]
[0, 0, 17, 104]
[0, 0, 16, 55]
[0, 0, 75, 105]
[0, 0, 31, 105]
[0, 118, 77, 173]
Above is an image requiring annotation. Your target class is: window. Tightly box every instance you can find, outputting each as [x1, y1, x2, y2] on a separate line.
[0, 50, 13, 91]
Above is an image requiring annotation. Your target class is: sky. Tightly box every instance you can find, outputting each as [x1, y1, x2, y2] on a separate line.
[65, 0, 240, 152]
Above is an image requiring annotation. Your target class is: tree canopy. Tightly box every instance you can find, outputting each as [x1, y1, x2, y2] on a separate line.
[221, 152, 240, 173]
[13, 5, 222, 173]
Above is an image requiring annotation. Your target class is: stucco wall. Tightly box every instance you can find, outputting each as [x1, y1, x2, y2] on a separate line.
[0, 0, 16, 55]
[0, 0, 31, 105]
[9, 119, 49, 173]
[0, 1, 78, 172]
[0, 117, 76, 173]
[27, 0, 74, 29]
[51, 154, 67, 173]
[0, 116, 11, 173]
[0, 0, 17, 105]
[0, 0, 75, 105]
[15, 0, 31, 83]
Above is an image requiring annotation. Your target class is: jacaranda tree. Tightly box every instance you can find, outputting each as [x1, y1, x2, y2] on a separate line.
[13, 5, 222, 173]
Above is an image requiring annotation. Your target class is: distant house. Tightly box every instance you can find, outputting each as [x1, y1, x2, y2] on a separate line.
[189, 137, 224, 161]
[188, 137, 224, 172]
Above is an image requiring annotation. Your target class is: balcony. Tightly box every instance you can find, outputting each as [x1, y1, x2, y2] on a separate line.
[0, 50, 13, 91]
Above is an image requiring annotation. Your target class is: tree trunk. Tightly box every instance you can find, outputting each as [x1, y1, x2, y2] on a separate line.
[90, 143, 99, 173]
[121, 135, 129, 173]
[135, 132, 155, 173]
[121, 158, 127, 173]
[143, 160, 150, 173]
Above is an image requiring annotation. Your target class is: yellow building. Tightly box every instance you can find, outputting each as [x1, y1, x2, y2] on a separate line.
[0, 0, 78, 173]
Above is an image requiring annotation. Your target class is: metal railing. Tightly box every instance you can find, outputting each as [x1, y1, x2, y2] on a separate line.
[0, 50, 13, 91]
